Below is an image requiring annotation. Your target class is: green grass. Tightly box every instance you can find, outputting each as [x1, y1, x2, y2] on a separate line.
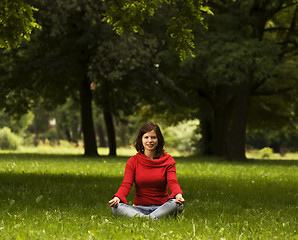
[0, 150, 297, 239]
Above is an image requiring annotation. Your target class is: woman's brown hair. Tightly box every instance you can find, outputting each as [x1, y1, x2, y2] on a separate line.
[133, 122, 165, 158]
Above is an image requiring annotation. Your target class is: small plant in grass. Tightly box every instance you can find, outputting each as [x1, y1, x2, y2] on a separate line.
[0, 127, 22, 150]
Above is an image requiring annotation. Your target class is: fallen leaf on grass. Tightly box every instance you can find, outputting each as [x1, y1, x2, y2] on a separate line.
[36, 195, 43, 203]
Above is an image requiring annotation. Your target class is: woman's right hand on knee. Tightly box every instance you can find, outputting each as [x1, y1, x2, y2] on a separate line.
[109, 196, 120, 207]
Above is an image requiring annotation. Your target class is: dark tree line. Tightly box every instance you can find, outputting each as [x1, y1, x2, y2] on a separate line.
[0, 0, 297, 160]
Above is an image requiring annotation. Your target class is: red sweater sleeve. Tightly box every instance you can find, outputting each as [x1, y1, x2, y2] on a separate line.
[167, 163, 183, 199]
[113, 157, 135, 204]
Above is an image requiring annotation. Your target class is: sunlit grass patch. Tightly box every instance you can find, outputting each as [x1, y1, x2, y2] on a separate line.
[246, 150, 298, 160]
[0, 143, 189, 157]
[4, 144, 136, 156]
[0, 152, 297, 239]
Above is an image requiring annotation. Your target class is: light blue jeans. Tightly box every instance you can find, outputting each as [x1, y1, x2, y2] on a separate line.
[111, 199, 183, 220]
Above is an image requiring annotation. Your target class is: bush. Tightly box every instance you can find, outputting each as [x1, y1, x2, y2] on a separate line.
[163, 120, 201, 153]
[0, 127, 22, 150]
[259, 147, 274, 159]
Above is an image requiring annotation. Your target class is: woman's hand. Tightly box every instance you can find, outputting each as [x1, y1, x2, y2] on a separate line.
[109, 196, 120, 207]
[175, 193, 185, 205]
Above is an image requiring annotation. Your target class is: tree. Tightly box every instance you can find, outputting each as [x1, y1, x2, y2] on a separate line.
[170, 0, 298, 160]
[1, 0, 173, 157]
[1, 0, 107, 156]
[90, 32, 164, 155]
[0, 0, 40, 48]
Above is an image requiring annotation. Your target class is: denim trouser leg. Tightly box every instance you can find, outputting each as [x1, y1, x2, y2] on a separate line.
[149, 199, 183, 219]
[112, 203, 149, 218]
[111, 199, 183, 219]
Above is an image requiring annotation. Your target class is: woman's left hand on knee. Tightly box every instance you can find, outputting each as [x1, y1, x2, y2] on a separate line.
[175, 193, 185, 204]
[109, 196, 120, 207]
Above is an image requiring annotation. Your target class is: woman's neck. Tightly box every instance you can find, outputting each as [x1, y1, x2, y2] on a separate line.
[144, 150, 156, 159]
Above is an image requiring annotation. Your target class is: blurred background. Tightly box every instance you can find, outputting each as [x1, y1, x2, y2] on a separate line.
[1, 0, 297, 159]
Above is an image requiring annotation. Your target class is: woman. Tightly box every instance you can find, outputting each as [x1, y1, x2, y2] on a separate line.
[109, 122, 185, 219]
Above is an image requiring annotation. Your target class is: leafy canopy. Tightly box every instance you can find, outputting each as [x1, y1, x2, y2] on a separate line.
[0, 0, 41, 49]
[103, 0, 213, 59]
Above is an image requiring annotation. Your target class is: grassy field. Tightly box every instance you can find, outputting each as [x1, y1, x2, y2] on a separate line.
[0, 148, 297, 239]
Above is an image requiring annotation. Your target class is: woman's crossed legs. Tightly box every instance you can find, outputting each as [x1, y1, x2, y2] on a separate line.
[111, 199, 183, 220]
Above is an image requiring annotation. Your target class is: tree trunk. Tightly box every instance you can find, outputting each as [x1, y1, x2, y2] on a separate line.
[97, 123, 107, 148]
[103, 110, 117, 156]
[212, 85, 233, 157]
[200, 118, 213, 155]
[213, 106, 230, 157]
[79, 77, 98, 157]
[211, 83, 250, 161]
[65, 128, 71, 142]
[71, 118, 80, 144]
[226, 82, 251, 161]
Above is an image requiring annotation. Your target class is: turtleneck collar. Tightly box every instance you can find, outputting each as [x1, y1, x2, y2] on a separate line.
[135, 152, 176, 167]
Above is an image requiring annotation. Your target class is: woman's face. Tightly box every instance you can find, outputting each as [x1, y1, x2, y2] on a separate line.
[142, 130, 158, 153]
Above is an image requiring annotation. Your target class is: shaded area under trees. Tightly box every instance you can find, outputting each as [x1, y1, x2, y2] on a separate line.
[0, 0, 297, 160]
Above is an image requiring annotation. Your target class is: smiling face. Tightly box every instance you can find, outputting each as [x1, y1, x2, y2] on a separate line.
[134, 122, 165, 159]
[142, 130, 158, 154]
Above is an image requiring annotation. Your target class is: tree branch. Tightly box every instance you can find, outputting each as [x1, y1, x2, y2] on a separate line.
[253, 87, 294, 96]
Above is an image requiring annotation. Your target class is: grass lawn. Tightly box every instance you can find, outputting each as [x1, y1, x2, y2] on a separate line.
[0, 148, 297, 239]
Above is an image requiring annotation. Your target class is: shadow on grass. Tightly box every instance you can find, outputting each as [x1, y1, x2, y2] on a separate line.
[0, 171, 296, 217]
[0, 152, 129, 162]
[1, 152, 297, 166]
[248, 159, 298, 166]
[0, 172, 124, 212]
[174, 155, 298, 166]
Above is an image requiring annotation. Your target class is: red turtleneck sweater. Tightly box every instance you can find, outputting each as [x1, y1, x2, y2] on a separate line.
[113, 152, 183, 206]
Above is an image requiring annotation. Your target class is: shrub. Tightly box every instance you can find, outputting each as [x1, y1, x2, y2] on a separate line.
[163, 120, 201, 153]
[0, 127, 22, 150]
[259, 147, 274, 159]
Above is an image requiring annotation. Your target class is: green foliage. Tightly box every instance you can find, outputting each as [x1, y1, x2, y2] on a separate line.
[259, 147, 274, 159]
[163, 120, 201, 153]
[91, 33, 156, 83]
[1, 0, 297, 160]
[166, 15, 195, 60]
[102, 0, 160, 35]
[199, 37, 281, 86]
[90, 32, 162, 119]
[103, 0, 212, 59]
[42, 127, 59, 144]
[0, 110, 34, 135]
[27, 107, 50, 134]
[53, 98, 81, 143]
[160, 0, 298, 159]
[0, 153, 297, 239]
[0, 0, 41, 49]
[246, 126, 298, 153]
[2, 0, 107, 114]
[0, 127, 22, 150]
